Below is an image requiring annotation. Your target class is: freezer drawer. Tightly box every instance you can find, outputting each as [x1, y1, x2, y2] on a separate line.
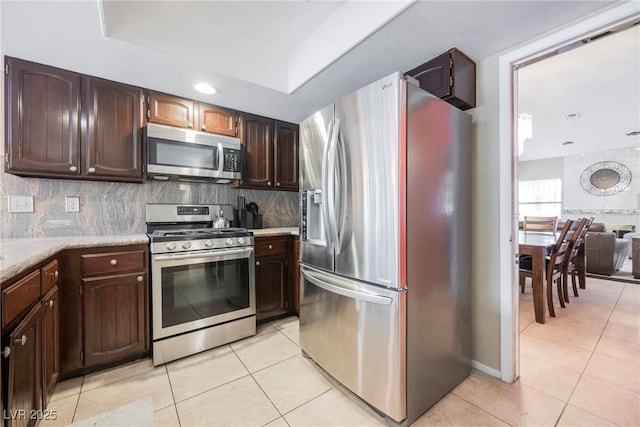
[299, 266, 407, 422]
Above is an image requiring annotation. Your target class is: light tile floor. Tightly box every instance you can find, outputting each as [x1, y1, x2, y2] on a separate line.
[43, 277, 638, 426]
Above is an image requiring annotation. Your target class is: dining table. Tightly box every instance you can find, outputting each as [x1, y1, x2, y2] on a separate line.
[519, 231, 556, 324]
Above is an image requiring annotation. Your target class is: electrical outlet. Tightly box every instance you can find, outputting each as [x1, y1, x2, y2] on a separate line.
[65, 196, 80, 213]
[8, 195, 34, 213]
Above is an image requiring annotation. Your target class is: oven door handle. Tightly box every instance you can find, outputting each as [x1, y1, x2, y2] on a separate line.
[153, 247, 253, 261]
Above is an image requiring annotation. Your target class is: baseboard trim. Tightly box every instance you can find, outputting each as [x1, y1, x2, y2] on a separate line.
[586, 273, 639, 285]
[471, 360, 501, 378]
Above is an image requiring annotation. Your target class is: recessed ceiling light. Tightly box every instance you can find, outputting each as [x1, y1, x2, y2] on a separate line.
[562, 141, 574, 145]
[563, 113, 581, 121]
[626, 130, 640, 136]
[194, 83, 216, 94]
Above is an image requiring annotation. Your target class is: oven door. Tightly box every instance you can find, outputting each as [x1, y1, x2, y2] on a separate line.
[151, 247, 255, 340]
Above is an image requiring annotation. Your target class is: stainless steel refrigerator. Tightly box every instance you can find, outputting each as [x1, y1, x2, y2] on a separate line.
[299, 72, 471, 425]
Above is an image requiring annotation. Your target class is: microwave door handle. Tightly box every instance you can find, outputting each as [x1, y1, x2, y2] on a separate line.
[218, 142, 224, 174]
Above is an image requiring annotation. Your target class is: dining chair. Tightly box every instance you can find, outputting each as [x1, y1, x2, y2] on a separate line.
[519, 219, 574, 317]
[562, 217, 594, 302]
[523, 216, 559, 234]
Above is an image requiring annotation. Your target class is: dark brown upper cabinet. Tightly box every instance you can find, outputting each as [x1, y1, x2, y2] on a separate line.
[274, 121, 299, 191]
[405, 48, 476, 111]
[5, 57, 81, 176]
[237, 113, 274, 189]
[83, 77, 145, 182]
[4, 57, 145, 182]
[198, 103, 238, 136]
[148, 91, 196, 129]
[148, 92, 238, 137]
[236, 114, 299, 191]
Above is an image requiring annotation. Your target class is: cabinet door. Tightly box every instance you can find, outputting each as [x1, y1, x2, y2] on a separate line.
[5, 303, 42, 427]
[148, 92, 196, 129]
[255, 256, 288, 321]
[5, 57, 80, 177]
[274, 121, 299, 191]
[82, 272, 147, 367]
[198, 103, 237, 136]
[83, 77, 145, 182]
[238, 114, 274, 189]
[41, 286, 59, 408]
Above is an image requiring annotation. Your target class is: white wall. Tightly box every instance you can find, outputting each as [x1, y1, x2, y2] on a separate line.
[564, 147, 640, 230]
[518, 157, 564, 180]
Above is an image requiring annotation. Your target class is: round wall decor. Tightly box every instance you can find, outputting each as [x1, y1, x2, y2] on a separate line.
[580, 161, 631, 196]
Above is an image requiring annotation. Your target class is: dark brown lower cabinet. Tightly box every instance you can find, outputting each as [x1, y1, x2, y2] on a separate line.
[82, 272, 147, 367]
[41, 286, 59, 408]
[5, 304, 42, 427]
[255, 256, 288, 322]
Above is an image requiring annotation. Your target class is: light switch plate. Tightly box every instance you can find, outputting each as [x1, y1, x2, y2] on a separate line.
[8, 195, 34, 213]
[65, 196, 80, 213]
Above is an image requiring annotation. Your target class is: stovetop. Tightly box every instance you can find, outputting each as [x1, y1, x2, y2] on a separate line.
[149, 227, 250, 240]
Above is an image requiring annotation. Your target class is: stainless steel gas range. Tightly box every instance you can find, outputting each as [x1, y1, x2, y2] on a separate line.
[146, 203, 256, 365]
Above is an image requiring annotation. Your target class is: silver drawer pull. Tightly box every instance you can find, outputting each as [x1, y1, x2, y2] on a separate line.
[69, 166, 78, 172]
[88, 167, 96, 173]
[54, 271, 59, 278]
[268, 244, 273, 249]
[15, 335, 27, 346]
[3, 347, 10, 358]
[137, 276, 143, 282]
[256, 261, 261, 266]
[49, 300, 54, 308]
[110, 259, 118, 266]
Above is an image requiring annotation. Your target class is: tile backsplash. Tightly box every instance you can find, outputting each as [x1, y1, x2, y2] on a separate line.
[0, 173, 299, 238]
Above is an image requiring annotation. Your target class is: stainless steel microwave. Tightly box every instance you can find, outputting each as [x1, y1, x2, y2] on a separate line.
[146, 123, 242, 183]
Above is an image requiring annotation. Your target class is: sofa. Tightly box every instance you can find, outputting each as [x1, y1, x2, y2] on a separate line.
[585, 223, 630, 275]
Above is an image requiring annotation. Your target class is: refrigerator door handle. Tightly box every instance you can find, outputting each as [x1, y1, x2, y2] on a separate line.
[336, 126, 348, 249]
[321, 120, 335, 248]
[326, 118, 341, 253]
[301, 269, 392, 306]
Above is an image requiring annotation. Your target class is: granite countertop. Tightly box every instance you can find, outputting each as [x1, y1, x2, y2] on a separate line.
[250, 227, 299, 237]
[0, 235, 149, 283]
[0, 228, 299, 283]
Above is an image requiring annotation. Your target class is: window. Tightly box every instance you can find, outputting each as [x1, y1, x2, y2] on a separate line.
[518, 178, 562, 220]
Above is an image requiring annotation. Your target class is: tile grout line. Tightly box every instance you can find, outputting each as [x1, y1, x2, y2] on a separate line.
[553, 282, 627, 426]
[70, 376, 85, 423]
[162, 364, 182, 427]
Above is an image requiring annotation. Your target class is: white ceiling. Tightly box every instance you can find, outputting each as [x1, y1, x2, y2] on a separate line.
[0, 0, 627, 126]
[100, 1, 412, 93]
[518, 24, 640, 161]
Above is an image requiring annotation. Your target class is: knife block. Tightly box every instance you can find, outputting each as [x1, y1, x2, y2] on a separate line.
[247, 214, 262, 229]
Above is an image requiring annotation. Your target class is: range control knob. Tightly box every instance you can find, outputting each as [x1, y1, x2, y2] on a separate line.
[166, 242, 176, 251]
[204, 240, 213, 247]
[237, 237, 245, 245]
[225, 238, 234, 246]
[182, 241, 192, 249]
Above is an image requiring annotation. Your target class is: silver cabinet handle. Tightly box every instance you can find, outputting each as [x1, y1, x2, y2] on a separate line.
[54, 271, 59, 278]
[3, 347, 10, 358]
[268, 244, 273, 249]
[69, 166, 78, 172]
[268, 181, 272, 186]
[137, 276, 143, 282]
[49, 300, 54, 308]
[201, 125, 206, 131]
[15, 335, 27, 346]
[256, 261, 261, 266]
[88, 167, 96, 173]
[187, 123, 193, 128]
[110, 259, 118, 266]
[276, 182, 280, 186]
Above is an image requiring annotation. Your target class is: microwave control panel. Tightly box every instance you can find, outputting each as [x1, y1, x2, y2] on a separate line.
[223, 148, 241, 172]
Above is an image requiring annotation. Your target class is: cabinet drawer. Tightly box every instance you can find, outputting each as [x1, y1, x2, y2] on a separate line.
[81, 250, 146, 276]
[255, 237, 287, 257]
[2, 269, 41, 328]
[42, 259, 59, 295]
